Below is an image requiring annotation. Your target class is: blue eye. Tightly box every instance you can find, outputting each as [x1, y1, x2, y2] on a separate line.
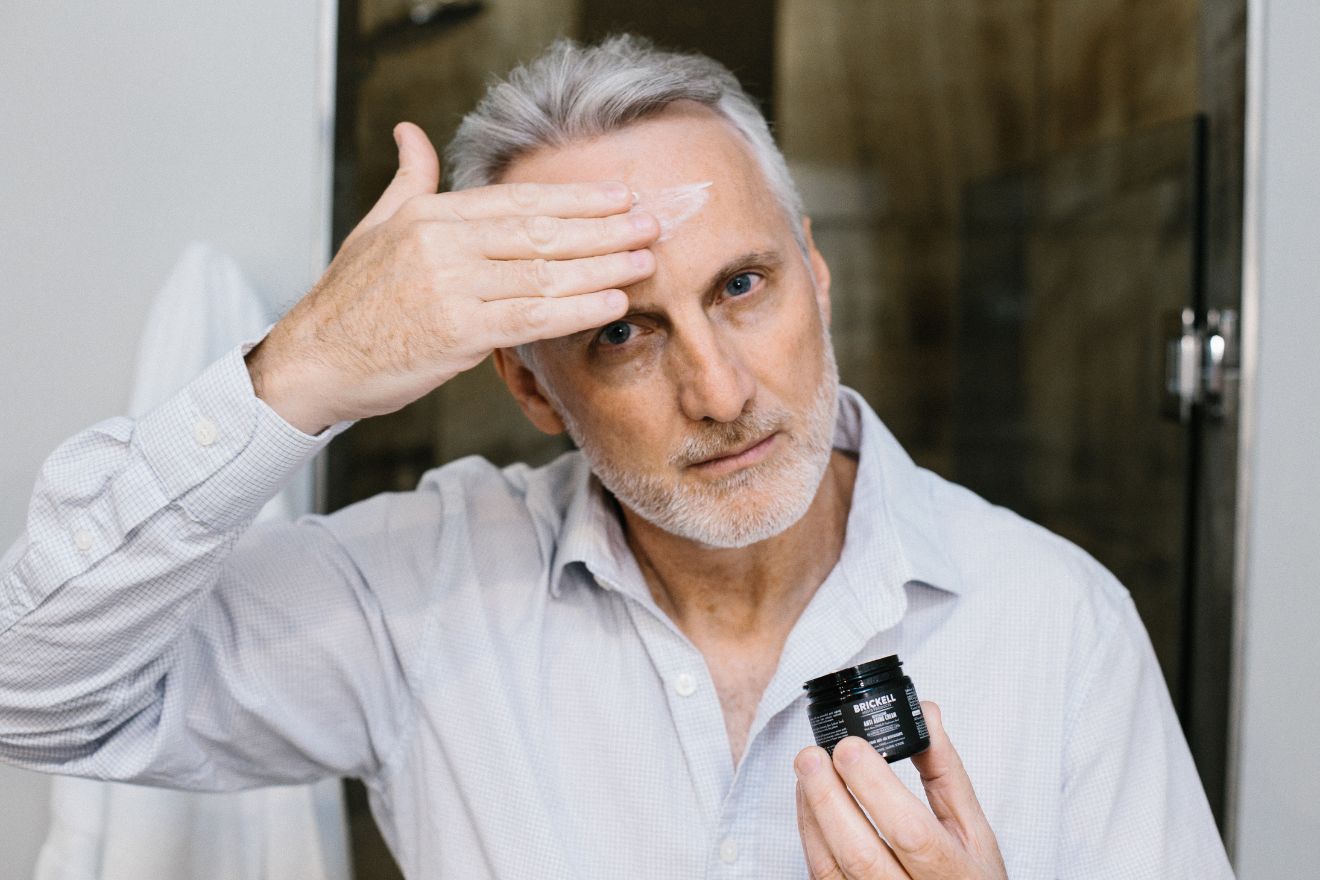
[599, 321, 633, 346]
[725, 272, 760, 297]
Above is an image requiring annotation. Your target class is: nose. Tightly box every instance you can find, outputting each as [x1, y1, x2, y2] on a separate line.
[669, 320, 756, 423]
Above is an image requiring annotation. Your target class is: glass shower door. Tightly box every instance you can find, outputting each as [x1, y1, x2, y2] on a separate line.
[955, 119, 1203, 699]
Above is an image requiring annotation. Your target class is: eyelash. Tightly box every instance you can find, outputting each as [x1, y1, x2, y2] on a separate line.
[593, 270, 767, 348]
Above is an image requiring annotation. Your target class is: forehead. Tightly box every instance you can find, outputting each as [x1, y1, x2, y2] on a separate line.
[498, 102, 786, 247]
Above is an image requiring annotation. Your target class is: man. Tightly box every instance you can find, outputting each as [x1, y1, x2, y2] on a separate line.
[0, 35, 1230, 879]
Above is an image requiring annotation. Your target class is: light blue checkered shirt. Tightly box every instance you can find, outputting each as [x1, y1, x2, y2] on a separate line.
[0, 333, 1232, 878]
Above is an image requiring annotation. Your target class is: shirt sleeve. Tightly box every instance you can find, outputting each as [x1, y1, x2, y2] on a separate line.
[0, 337, 409, 790]
[1058, 579, 1235, 878]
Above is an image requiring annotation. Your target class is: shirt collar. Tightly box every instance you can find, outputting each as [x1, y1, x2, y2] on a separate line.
[547, 385, 964, 601]
[833, 386, 964, 597]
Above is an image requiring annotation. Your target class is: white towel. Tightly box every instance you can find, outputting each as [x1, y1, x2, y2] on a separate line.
[34, 243, 351, 880]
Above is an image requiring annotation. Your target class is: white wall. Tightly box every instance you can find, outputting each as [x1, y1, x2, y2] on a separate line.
[0, 2, 334, 877]
[1230, 0, 1320, 875]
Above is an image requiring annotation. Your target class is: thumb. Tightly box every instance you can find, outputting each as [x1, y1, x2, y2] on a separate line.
[345, 121, 441, 245]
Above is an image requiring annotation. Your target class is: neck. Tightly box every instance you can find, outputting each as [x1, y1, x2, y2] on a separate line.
[620, 449, 858, 642]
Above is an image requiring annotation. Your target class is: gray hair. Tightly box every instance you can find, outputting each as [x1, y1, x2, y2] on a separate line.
[444, 34, 806, 252]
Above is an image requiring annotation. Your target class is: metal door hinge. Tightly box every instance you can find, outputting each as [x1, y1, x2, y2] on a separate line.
[1163, 308, 1239, 423]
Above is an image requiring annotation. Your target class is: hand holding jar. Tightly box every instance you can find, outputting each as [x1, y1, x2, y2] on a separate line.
[793, 701, 1008, 879]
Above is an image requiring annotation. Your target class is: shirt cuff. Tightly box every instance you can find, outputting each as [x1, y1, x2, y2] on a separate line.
[133, 327, 356, 530]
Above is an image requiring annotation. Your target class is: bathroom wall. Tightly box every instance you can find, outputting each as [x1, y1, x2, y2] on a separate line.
[0, 2, 335, 876]
[1231, 0, 1320, 872]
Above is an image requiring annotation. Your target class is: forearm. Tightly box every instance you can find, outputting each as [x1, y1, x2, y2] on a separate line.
[0, 340, 349, 769]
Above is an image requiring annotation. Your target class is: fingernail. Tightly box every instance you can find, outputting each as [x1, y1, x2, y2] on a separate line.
[604, 290, 627, 311]
[835, 738, 863, 768]
[795, 750, 821, 778]
[631, 211, 654, 232]
[630, 249, 650, 269]
[604, 181, 630, 201]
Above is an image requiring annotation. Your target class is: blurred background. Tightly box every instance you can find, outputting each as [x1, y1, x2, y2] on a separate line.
[2, 1, 1318, 878]
[329, 3, 1242, 874]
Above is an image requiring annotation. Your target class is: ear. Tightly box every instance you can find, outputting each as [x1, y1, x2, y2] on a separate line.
[491, 347, 567, 435]
[802, 216, 832, 326]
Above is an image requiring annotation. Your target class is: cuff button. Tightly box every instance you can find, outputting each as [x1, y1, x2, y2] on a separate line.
[73, 530, 93, 552]
[193, 417, 219, 447]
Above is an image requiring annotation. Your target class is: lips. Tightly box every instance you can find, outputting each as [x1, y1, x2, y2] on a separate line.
[689, 432, 778, 471]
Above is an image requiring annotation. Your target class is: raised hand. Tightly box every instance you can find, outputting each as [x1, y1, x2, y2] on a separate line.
[245, 121, 658, 434]
[794, 702, 1007, 879]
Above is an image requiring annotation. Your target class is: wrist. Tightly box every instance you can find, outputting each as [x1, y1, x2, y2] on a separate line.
[244, 335, 334, 436]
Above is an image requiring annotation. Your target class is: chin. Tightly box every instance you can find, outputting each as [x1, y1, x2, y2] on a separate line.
[644, 452, 831, 549]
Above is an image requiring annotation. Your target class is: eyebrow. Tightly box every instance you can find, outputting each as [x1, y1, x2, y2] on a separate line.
[622, 248, 785, 317]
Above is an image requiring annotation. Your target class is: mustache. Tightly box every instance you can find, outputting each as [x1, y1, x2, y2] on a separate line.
[670, 406, 787, 467]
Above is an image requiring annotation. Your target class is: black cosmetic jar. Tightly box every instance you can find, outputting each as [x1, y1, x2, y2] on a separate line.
[803, 654, 930, 763]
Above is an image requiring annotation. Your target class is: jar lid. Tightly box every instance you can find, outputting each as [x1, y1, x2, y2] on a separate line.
[802, 654, 905, 701]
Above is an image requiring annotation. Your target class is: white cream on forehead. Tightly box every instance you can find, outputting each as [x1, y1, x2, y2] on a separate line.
[629, 181, 713, 241]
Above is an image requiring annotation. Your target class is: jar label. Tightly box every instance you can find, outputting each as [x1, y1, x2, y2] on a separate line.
[808, 681, 930, 763]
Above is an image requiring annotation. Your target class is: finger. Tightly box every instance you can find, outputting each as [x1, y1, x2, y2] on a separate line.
[831, 737, 964, 878]
[476, 249, 654, 302]
[479, 289, 629, 348]
[795, 746, 906, 879]
[910, 702, 999, 851]
[431, 180, 635, 222]
[471, 212, 660, 260]
[797, 781, 847, 880]
[346, 122, 441, 245]
[797, 781, 904, 880]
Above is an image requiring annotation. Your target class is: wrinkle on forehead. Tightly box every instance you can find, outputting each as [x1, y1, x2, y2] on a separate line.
[630, 181, 713, 242]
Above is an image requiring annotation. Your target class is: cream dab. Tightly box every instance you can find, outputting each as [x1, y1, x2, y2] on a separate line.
[630, 181, 713, 241]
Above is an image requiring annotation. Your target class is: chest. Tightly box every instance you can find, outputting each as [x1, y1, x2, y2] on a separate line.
[378, 629, 815, 878]
[382, 561, 1064, 877]
[702, 639, 785, 765]
[375, 633, 1063, 880]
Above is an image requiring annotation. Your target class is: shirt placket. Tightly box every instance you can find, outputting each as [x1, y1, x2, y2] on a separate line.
[622, 598, 771, 880]
[617, 593, 733, 825]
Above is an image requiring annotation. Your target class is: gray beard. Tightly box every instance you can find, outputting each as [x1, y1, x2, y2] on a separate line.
[549, 337, 840, 549]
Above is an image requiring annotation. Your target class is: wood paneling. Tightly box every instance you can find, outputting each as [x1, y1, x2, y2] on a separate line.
[777, 0, 1212, 745]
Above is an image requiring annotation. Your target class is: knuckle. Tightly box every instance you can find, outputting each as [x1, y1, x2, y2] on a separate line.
[836, 843, 884, 877]
[528, 258, 558, 294]
[807, 857, 846, 880]
[890, 815, 937, 857]
[509, 181, 539, 210]
[405, 221, 441, 258]
[524, 215, 559, 254]
[412, 219, 438, 245]
[501, 299, 548, 338]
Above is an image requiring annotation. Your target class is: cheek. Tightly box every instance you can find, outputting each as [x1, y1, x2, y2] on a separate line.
[566, 383, 675, 458]
[742, 289, 825, 370]
[584, 334, 667, 389]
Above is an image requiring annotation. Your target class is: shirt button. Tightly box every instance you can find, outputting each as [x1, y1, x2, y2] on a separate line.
[673, 672, 697, 697]
[73, 530, 93, 552]
[193, 417, 218, 447]
[718, 837, 738, 864]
